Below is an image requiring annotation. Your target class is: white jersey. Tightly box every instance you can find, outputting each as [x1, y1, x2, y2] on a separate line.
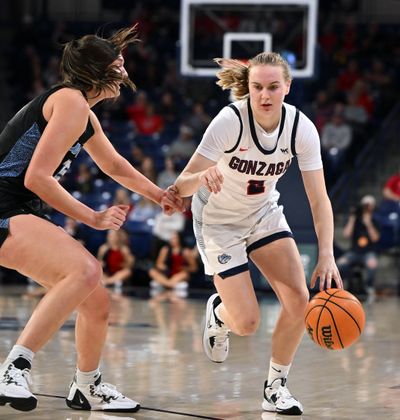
[192, 98, 322, 225]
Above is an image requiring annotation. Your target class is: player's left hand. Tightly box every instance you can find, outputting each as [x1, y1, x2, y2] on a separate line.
[310, 254, 343, 291]
[161, 185, 184, 215]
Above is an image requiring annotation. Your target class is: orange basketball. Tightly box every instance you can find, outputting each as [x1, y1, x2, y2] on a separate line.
[304, 288, 366, 350]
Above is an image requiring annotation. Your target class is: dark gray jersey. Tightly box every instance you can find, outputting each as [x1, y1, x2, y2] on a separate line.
[0, 85, 94, 216]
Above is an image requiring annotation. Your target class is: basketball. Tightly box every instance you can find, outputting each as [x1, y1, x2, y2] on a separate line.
[304, 289, 366, 350]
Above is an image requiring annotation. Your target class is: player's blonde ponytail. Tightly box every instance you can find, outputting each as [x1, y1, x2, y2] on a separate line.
[214, 52, 292, 101]
[214, 58, 250, 101]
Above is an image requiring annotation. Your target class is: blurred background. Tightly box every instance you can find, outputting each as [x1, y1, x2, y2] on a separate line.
[0, 0, 399, 299]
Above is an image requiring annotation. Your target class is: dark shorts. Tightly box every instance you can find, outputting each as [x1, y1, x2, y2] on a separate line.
[0, 205, 51, 249]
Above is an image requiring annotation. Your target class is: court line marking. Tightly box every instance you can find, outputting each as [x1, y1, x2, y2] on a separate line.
[35, 393, 224, 420]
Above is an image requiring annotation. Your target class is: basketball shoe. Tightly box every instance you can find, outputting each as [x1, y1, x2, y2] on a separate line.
[0, 357, 37, 411]
[203, 293, 230, 363]
[262, 378, 303, 415]
[66, 373, 140, 412]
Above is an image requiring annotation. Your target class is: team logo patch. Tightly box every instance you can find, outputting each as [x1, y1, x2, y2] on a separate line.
[217, 253, 231, 264]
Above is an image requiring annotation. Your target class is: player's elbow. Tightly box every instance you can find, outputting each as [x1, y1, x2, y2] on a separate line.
[24, 171, 48, 195]
[24, 172, 38, 192]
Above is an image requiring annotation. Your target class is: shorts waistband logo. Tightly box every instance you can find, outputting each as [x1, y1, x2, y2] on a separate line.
[217, 254, 231, 264]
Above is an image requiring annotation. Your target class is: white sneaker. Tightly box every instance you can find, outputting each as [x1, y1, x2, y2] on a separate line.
[202, 293, 229, 363]
[66, 374, 140, 412]
[0, 358, 37, 411]
[262, 378, 303, 415]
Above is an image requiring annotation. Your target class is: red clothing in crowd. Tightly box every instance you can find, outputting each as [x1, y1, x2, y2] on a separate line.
[105, 249, 125, 275]
[385, 174, 400, 198]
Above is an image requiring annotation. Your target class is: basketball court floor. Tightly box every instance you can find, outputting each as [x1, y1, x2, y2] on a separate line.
[0, 285, 399, 420]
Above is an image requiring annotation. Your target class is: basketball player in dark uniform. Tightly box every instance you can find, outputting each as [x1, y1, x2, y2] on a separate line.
[0, 26, 182, 413]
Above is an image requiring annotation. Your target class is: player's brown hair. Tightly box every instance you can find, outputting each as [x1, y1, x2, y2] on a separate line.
[214, 52, 292, 101]
[60, 25, 139, 96]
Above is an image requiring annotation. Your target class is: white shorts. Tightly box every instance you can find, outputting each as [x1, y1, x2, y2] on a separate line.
[193, 202, 293, 279]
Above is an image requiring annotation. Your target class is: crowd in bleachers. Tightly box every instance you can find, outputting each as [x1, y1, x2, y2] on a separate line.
[2, 1, 400, 293]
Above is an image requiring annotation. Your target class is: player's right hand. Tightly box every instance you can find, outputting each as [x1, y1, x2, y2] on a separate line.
[200, 166, 224, 194]
[92, 205, 130, 230]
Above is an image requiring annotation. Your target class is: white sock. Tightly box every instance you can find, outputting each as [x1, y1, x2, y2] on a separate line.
[214, 303, 224, 324]
[76, 367, 101, 386]
[5, 345, 35, 366]
[267, 360, 291, 387]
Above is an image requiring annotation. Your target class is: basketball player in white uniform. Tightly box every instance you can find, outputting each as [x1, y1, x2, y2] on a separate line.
[175, 52, 342, 415]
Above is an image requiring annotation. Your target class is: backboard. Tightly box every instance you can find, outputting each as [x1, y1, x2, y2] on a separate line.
[180, 0, 318, 78]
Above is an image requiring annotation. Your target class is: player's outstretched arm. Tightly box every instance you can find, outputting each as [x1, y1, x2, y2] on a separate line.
[301, 169, 343, 291]
[84, 111, 183, 214]
[175, 152, 223, 197]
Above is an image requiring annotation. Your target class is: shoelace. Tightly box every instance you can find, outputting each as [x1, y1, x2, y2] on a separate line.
[93, 382, 124, 400]
[209, 326, 229, 346]
[4, 364, 32, 389]
[276, 385, 294, 402]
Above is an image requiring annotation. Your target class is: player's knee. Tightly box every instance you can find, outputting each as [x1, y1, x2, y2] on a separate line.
[78, 257, 103, 291]
[234, 316, 260, 336]
[78, 286, 111, 321]
[285, 289, 309, 317]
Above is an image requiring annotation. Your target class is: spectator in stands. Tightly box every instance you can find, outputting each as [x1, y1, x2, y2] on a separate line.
[64, 216, 85, 245]
[167, 124, 198, 166]
[380, 169, 400, 220]
[128, 143, 145, 167]
[157, 157, 179, 190]
[128, 197, 160, 222]
[336, 58, 361, 93]
[343, 90, 369, 126]
[126, 90, 148, 124]
[112, 187, 134, 217]
[306, 89, 334, 132]
[187, 102, 212, 140]
[336, 195, 380, 302]
[139, 155, 157, 184]
[97, 229, 135, 290]
[383, 170, 400, 203]
[131, 103, 164, 137]
[75, 162, 94, 194]
[43, 55, 61, 88]
[148, 231, 197, 297]
[151, 210, 186, 258]
[0, 26, 183, 414]
[320, 108, 353, 186]
[351, 80, 374, 117]
[159, 91, 180, 130]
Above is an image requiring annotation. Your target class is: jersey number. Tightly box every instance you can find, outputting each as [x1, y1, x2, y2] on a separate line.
[247, 180, 265, 195]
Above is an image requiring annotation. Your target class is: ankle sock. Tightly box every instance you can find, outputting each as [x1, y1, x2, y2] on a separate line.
[76, 367, 101, 386]
[267, 360, 291, 387]
[213, 295, 224, 323]
[5, 345, 34, 369]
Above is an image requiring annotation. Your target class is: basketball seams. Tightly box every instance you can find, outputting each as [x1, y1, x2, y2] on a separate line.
[305, 289, 365, 349]
[312, 291, 364, 334]
[313, 290, 364, 333]
[309, 298, 364, 333]
[305, 305, 325, 346]
[313, 296, 361, 302]
[322, 305, 344, 349]
[325, 289, 363, 303]
[311, 290, 338, 347]
[315, 299, 330, 347]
